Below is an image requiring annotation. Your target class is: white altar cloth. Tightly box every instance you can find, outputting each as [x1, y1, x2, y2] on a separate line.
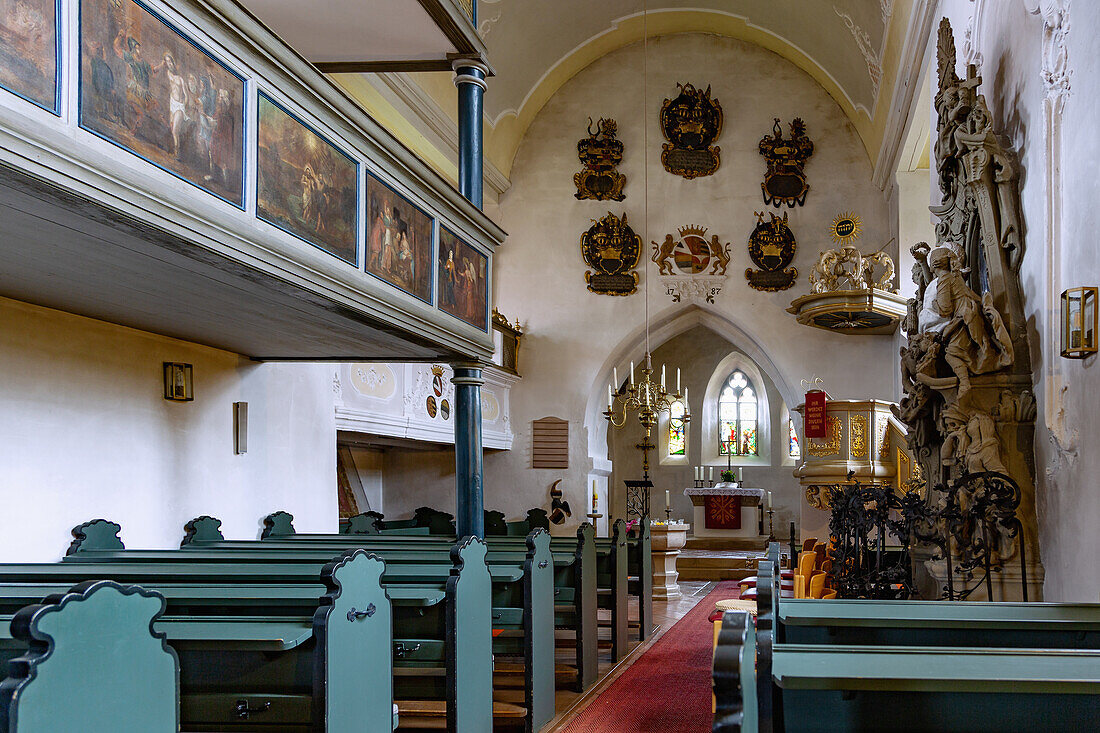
[683, 486, 765, 500]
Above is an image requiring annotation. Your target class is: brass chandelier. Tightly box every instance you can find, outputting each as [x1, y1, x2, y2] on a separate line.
[603, 0, 689, 446]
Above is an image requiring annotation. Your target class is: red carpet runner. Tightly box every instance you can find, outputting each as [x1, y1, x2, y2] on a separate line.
[559, 581, 739, 733]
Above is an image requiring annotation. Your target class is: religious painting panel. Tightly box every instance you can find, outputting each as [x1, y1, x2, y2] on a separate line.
[0, 0, 59, 112]
[79, 0, 245, 206]
[438, 225, 488, 331]
[257, 93, 357, 264]
[365, 173, 433, 303]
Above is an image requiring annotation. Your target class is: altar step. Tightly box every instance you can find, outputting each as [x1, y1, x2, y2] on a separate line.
[675, 548, 765, 582]
[683, 536, 769, 552]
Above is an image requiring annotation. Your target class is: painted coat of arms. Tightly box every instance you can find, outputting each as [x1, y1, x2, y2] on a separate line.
[652, 225, 731, 303]
[659, 83, 722, 179]
[746, 211, 798, 292]
[574, 117, 626, 201]
[581, 212, 641, 296]
[759, 118, 814, 207]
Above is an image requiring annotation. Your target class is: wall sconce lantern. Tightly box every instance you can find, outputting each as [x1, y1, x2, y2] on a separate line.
[1061, 287, 1098, 359]
[163, 362, 194, 401]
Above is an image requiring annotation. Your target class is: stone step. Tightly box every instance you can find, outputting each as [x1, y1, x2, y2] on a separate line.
[683, 535, 769, 552]
[674, 548, 765, 582]
[676, 565, 757, 582]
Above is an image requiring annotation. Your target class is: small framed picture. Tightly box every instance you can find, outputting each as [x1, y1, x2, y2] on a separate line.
[163, 362, 194, 401]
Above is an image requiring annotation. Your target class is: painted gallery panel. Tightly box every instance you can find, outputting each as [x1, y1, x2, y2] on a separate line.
[366, 173, 433, 304]
[80, 0, 245, 206]
[438, 226, 488, 331]
[257, 92, 357, 265]
[0, 0, 58, 112]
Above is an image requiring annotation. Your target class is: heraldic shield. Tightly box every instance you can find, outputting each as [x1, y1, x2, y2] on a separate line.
[759, 117, 815, 208]
[746, 211, 798, 291]
[574, 117, 627, 201]
[659, 83, 723, 180]
[581, 212, 641, 295]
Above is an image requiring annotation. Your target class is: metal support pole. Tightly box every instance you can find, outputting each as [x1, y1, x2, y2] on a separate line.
[453, 59, 488, 208]
[452, 364, 485, 538]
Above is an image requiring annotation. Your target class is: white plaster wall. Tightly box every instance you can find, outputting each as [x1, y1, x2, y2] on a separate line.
[934, 1, 1100, 601]
[490, 34, 898, 534]
[0, 296, 337, 560]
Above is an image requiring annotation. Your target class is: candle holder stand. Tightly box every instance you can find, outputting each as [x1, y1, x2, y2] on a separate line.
[766, 508, 776, 543]
[664, 508, 672, 522]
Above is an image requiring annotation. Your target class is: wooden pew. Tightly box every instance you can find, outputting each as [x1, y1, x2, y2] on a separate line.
[594, 520, 629, 661]
[0, 580, 179, 733]
[0, 548, 397, 732]
[714, 609, 1100, 732]
[172, 514, 552, 733]
[271, 515, 600, 694]
[3, 521, 499, 731]
[626, 519, 653, 642]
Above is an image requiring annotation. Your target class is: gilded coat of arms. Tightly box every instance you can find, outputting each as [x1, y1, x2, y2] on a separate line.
[746, 211, 798, 292]
[574, 118, 626, 201]
[652, 225, 731, 304]
[659, 83, 723, 179]
[581, 212, 641, 296]
[759, 118, 815, 207]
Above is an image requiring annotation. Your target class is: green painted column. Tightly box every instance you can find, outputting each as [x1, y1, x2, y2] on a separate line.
[452, 364, 485, 538]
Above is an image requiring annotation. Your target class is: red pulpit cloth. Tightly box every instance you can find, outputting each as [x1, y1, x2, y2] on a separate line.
[704, 495, 742, 530]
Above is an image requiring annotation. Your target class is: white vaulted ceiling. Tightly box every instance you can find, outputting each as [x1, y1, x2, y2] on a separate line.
[477, 0, 893, 124]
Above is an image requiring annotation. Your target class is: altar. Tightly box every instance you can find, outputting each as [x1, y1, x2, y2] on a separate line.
[683, 486, 766, 538]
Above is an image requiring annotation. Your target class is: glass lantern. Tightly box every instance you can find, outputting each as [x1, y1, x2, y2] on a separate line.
[1061, 287, 1098, 359]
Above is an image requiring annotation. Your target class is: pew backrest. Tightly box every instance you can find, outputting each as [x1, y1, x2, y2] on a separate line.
[713, 610, 757, 733]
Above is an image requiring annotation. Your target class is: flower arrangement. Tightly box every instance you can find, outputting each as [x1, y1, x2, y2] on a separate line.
[720, 469, 736, 483]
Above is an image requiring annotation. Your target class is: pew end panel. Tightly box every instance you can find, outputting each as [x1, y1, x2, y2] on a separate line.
[446, 536, 494, 733]
[713, 610, 757, 733]
[262, 512, 297, 539]
[524, 530, 555, 733]
[312, 550, 392, 733]
[66, 519, 125, 555]
[0, 580, 178, 733]
[181, 516, 226, 546]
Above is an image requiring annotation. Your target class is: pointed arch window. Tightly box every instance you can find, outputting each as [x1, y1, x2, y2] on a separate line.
[718, 371, 758, 456]
[668, 399, 687, 456]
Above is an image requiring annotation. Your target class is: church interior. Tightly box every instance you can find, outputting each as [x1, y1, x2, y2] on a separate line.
[0, 0, 1097, 730]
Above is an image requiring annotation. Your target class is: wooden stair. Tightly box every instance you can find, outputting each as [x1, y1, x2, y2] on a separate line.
[676, 537, 766, 582]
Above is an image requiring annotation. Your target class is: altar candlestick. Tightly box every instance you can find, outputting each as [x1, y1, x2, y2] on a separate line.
[768, 490, 773, 509]
[676, 368, 681, 394]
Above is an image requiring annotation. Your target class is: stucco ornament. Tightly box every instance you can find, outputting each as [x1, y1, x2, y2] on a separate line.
[897, 19, 1041, 593]
[1024, 0, 1072, 102]
[652, 225, 730, 304]
[807, 246, 896, 294]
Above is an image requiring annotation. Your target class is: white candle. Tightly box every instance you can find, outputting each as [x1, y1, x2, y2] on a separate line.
[684, 387, 689, 406]
[608, 384, 613, 405]
[593, 480, 599, 511]
[768, 490, 773, 508]
[709, 466, 714, 481]
[695, 466, 701, 481]
[676, 368, 681, 393]
[629, 361, 635, 385]
[661, 364, 666, 389]
[665, 489, 670, 507]
[613, 367, 618, 387]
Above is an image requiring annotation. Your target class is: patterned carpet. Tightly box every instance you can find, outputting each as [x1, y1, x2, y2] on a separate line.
[558, 581, 740, 733]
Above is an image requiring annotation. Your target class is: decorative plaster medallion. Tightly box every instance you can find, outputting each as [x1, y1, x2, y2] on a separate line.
[1024, 0, 1072, 102]
[440, 399, 451, 420]
[426, 395, 438, 418]
[351, 363, 396, 400]
[482, 391, 501, 421]
[829, 212, 863, 244]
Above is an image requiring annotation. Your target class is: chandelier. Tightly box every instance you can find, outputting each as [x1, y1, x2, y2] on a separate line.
[603, 0, 689, 451]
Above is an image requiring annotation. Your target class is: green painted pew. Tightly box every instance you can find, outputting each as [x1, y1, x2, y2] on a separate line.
[0, 551, 397, 732]
[626, 519, 653, 643]
[53, 519, 494, 732]
[715, 609, 1100, 733]
[175, 515, 555, 733]
[0, 580, 178, 733]
[265, 513, 601, 693]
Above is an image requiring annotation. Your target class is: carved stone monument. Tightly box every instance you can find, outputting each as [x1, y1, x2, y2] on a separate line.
[897, 19, 1042, 599]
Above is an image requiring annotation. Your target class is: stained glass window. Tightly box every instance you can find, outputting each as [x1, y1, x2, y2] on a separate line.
[718, 371, 759, 456]
[789, 417, 801, 458]
[668, 400, 686, 456]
